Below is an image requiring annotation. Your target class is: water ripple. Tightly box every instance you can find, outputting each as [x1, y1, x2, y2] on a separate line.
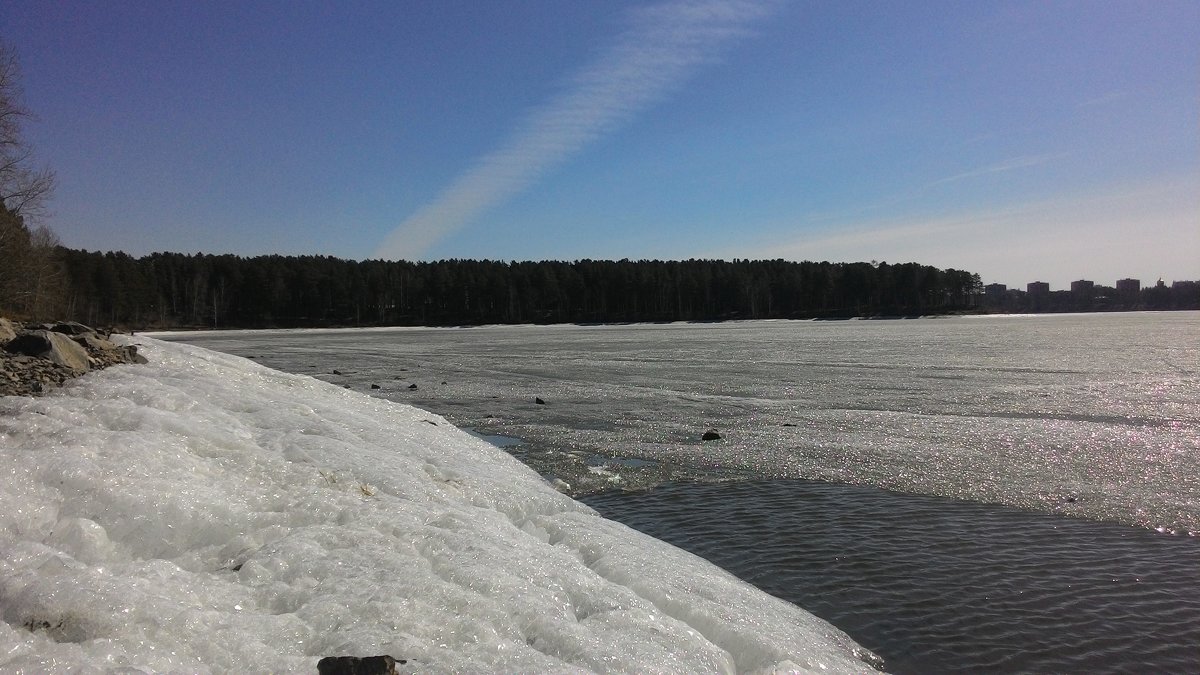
[583, 479, 1200, 674]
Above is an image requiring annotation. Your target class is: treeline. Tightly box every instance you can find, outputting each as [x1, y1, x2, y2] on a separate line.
[56, 250, 983, 329]
[0, 206, 64, 318]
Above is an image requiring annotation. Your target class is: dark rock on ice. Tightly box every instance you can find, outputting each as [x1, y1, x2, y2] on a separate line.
[317, 654, 404, 675]
[332, 369, 342, 375]
[535, 397, 546, 405]
[408, 383, 418, 390]
[702, 429, 722, 441]
[119, 345, 149, 365]
[370, 383, 380, 389]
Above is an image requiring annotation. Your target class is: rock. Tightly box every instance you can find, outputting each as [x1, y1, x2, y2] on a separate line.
[118, 344, 149, 365]
[332, 369, 343, 375]
[72, 333, 117, 353]
[370, 383, 380, 389]
[0, 318, 16, 345]
[701, 429, 722, 441]
[49, 321, 95, 336]
[408, 383, 418, 390]
[6, 330, 91, 372]
[781, 422, 797, 427]
[1, 317, 148, 396]
[535, 397, 546, 405]
[317, 655, 403, 675]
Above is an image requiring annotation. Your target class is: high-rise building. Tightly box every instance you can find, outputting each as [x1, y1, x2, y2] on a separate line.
[1070, 280, 1094, 293]
[1115, 278, 1141, 294]
[1027, 281, 1050, 295]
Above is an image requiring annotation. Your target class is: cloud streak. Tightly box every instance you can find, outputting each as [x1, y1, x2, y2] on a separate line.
[925, 152, 1068, 189]
[374, 0, 777, 260]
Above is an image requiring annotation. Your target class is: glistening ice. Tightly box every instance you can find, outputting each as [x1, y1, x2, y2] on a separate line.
[0, 337, 878, 674]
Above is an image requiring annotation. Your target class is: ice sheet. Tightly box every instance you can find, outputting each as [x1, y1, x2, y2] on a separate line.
[0, 336, 879, 673]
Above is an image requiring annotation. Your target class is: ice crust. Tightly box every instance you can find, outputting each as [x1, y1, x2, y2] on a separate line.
[0, 337, 877, 674]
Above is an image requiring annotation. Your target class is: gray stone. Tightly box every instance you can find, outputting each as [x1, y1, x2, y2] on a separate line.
[118, 344, 149, 365]
[1, 317, 148, 396]
[50, 321, 97, 336]
[6, 330, 91, 372]
[72, 333, 117, 353]
[0, 318, 16, 345]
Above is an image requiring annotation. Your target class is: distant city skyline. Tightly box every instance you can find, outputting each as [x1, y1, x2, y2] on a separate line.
[5, 0, 1198, 289]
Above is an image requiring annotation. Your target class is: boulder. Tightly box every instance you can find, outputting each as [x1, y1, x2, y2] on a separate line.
[317, 655, 403, 675]
[0, 318, 16, 345]
[1, 317, 148, 396]
[5, 330, 91, 372]
[535, 397, 546, 405]
[50, 321, 96, 336]
[72, 333, 118, 353]
[701, 429, 722, 441]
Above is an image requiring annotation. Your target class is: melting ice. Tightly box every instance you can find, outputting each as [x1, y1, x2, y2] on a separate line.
[0, 337, 879, 673]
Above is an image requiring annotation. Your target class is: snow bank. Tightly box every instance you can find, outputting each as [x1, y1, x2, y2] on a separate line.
[0, 337, 879, 674]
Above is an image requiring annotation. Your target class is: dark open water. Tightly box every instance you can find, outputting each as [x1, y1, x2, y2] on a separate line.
[584, 480, 1200, 673]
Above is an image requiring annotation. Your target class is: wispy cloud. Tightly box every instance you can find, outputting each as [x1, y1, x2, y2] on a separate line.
[925, 152, 1067, 189]
[374, 0, 777, 260]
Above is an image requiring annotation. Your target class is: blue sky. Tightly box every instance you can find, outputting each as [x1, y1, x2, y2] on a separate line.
[4, 0, 1197, 288]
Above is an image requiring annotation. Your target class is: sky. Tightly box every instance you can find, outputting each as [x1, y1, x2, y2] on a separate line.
[3, 0, 1197, 288]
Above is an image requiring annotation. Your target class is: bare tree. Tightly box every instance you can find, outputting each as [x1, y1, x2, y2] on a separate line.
[0, 39, 60, 317]
[0, 39, 55, 221]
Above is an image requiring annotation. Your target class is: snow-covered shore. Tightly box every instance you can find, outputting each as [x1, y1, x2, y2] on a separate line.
[0, 336, 879, 673]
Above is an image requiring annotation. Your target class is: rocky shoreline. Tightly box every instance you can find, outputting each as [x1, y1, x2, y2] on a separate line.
[0, 318, 147, 396]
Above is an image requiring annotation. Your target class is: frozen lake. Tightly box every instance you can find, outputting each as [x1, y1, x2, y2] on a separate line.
[160, 312, 1200, 672]
[162, 312, 1200, 533]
